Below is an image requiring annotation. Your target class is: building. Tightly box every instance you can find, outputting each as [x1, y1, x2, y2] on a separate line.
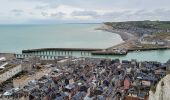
[21, 56, 41, 72]
[21, 58, 33, 73]
[156, 40, 166, 46]
[139, 39, 156, 45]
[0, 53, 15, 60]
[139, 37, 166, 46]
[0, 64, 22, 83]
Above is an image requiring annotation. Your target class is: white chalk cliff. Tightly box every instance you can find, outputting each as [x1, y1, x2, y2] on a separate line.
[149, 74, 170, 100]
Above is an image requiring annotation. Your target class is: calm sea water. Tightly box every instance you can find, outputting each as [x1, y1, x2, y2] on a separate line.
[93, 50, 170, 63]
[0, 24, 122, 53]
[0, 24, 170, 62]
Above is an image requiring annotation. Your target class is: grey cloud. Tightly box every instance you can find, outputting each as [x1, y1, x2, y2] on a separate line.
[29, 12, 35, 15]
[71, 11, 99, 18]
[41, 12, 48, 16]
[51, 12, 65, 18]
[100, 11, 133, 22]
[11, 9, 24, 16]
[48, 4, 59, 9]
[103, 11, 131, 19]
[3, 0, 170, 24]
[130, 9, 170, 20]
[11, 9, 24, 13]
[35, 5, 48, 9]
[41, 12, 66, 18]
[35, 4, 58, 10]
[152, 9, 170, 17]
[94, 8, 170, 22]
[133, 9, 147, 16]
[20, 0, 170, 12]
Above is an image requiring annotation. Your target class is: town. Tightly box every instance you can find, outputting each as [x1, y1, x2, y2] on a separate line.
[0, 53, 169, 100]
[94, 21, 170, 55]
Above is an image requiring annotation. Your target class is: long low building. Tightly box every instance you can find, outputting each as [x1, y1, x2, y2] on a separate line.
[0, 63, 22, 83]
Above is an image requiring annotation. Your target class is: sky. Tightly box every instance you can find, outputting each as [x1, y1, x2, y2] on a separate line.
[0, 0, 170, 24]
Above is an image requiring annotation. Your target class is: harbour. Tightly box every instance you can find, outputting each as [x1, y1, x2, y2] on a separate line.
[12, 47, 170, 63]
[1, 0, 170, 100]
[0, 24, 170, 63]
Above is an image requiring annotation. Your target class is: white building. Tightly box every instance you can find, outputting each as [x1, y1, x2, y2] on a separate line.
[139, 38, 165, 46]
[139, 38, 156, 45]
[156, 40, 165, 46]
[140, 41, 156, 45]
[0, 57, 6, 62]
[0, 64, 22, 83]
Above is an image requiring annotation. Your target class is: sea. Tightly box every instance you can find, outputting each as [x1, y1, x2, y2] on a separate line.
[0, 24, 170, 63]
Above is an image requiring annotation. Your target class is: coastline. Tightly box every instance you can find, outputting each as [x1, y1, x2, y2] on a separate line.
[95, 24, 170, 55]
[96, 24, 137, 41]
[96, 24, 138, 51]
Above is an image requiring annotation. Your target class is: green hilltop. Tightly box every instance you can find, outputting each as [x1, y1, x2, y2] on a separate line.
[104, 21, 170, 37]
[105, 21, 170, 29]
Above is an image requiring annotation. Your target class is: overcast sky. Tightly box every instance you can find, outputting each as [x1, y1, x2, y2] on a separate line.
[0, 0, 170, 24]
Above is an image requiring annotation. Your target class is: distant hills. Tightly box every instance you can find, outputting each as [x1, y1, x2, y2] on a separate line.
[105, 21, 170, 29]
[104, 21, 170, 37]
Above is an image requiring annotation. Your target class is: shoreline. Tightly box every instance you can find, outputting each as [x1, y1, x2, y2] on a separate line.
[94, 24, 170, 55]
[96, 24, 137, 41]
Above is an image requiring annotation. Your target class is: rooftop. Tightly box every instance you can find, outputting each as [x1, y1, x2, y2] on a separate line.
[0, 63, 18, 74]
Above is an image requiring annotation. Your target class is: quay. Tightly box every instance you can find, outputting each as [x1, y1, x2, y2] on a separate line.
[21, 48, 103, 58]
[91, 50, 127, 55]
[22, 48, 102, 53]
[128, 46, 170, 51]
[20, 46, 170, 58]
[92, 46, 170, 55]
[22, 48, 129, 56]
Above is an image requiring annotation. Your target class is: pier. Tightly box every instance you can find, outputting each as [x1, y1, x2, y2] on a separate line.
[22, 48, 102, 52]
[17, 46, 170, 59]
[21, 48, 103, 57]
[91, 50, 127, 55]
[128, 46, 170, 51]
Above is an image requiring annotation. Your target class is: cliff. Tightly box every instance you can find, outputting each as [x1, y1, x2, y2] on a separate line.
[149, 74, 170, 100]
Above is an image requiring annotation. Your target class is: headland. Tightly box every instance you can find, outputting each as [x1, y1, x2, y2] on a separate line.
[95, 21, 170, 55]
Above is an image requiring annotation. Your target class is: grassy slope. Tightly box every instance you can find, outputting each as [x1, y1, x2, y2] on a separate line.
[104, 21, 170, 29]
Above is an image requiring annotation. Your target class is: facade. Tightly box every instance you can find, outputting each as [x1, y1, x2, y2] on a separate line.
[0, 53, 15, 60]
[21, 59, 33, 72]
[0, 64, 22, 83]
[156, 40, 165, 46]
[13, 67, 52, 88]
[139, 38, 156, 45]
[21, 56, 41, 72]
[139, 38, 165, 46]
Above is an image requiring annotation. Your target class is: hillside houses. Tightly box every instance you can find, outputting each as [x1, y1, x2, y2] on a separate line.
[138, 34, 167, 46]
